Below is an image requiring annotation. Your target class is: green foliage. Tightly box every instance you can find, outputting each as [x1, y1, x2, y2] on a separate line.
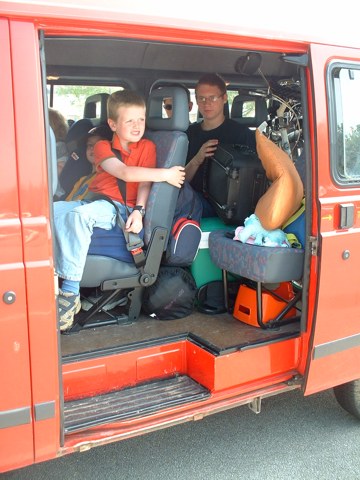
[344, 124, 360, 177]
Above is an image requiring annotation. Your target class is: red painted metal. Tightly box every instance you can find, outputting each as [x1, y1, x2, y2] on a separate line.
[0, 18, 34, 473]
[1, 1, 360, 474]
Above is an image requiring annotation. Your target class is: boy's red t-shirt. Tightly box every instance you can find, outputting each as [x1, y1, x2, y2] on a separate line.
[90, 134, 156, 206]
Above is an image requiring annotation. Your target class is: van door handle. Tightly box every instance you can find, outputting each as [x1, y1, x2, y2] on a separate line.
[339, 203, 354, 229]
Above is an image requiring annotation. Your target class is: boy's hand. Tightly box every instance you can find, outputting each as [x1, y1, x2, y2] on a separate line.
[166, 166, 186, 188]
[125, 210, 143, 234]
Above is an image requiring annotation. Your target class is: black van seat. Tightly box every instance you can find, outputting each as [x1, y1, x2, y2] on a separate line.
[73, 86, 190, 330]
[231, 93, 268, 128]
[58, 118, 94, 198]
[83, 93, 109, 126]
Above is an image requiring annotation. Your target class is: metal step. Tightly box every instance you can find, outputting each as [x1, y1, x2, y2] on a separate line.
[64, 375, 210, 433]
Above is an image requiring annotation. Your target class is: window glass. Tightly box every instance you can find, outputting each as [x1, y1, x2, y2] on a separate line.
[242, 100, 255, 118]
[331, 65, 360, 183]
[47, 85, 120, 123]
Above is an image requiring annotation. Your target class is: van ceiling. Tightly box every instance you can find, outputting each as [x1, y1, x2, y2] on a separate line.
[45, 37, 300, 92]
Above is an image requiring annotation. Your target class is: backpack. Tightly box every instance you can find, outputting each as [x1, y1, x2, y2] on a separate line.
[282, 198, 306, 248]
[164, 181, 203, 266]
[142, 266, 197, 320]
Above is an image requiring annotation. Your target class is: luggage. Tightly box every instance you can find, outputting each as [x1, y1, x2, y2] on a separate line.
[190, 216, 233, 288]
[163, 181, 202, 266]
[205, 144, 268, 225]
[142, 266, 197, 320]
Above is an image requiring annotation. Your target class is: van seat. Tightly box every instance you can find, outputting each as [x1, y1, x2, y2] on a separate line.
[208, 231, 304, 328]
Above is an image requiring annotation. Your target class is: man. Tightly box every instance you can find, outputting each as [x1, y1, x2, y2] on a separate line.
[163, 86, 193, 118]
[185, 73, 255, 216]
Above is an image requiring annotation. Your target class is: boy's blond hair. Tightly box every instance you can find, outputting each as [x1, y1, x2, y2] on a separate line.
[107, 90, 146, 121]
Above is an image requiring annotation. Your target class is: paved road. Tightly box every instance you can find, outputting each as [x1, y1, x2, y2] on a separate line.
[2, 388, 359, 480]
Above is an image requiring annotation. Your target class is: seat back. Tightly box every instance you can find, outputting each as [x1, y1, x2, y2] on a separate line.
[231, 94, 268, 128]
[83, 93, 109, 126]
[143, 86, 189, 245]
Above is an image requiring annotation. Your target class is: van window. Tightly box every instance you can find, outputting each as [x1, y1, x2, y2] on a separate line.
[330, 63, 360, 184]
[47, 85, 120, 123]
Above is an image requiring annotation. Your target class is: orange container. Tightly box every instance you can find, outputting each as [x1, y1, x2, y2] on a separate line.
[233, 282, 296, 327]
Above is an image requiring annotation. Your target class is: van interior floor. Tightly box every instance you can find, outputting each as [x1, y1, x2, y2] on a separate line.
[61, 309, 300, 360]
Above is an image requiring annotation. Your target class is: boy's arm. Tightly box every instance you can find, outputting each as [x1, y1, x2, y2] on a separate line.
[125, 181, 151, 233]
[101, 156, 185, 188]
[135, 181, 151, 208]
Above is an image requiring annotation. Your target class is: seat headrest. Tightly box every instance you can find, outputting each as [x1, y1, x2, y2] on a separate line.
[231, 94, 268, 127]
[84, 93, 109, 126]
[146, 86, 189, 132]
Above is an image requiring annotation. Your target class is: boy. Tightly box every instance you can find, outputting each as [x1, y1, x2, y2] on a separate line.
[65, 124, 113, 202]
[54, 90, 185, 332]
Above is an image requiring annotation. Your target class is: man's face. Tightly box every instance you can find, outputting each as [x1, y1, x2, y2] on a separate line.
[163, 98, 173, 118]
[196, 84, 227, 121]
[108, 105, 146, 147]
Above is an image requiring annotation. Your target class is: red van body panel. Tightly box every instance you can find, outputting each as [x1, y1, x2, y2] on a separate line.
[1, 1, 360, 474]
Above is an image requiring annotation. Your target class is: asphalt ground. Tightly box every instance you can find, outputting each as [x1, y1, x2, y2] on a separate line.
[2, 388, 359, 480]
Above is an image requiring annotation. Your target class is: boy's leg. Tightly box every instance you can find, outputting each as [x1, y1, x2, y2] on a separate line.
[53, 200, 83, 219]
[54, 199, 126, 330]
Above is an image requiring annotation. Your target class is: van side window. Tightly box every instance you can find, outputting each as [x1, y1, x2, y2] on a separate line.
[329, 63, 360, 184]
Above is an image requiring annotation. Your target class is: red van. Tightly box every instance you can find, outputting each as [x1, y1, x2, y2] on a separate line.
[1, 1, 359, 474]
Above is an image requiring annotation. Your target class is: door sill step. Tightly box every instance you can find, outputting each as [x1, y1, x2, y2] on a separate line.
[64, 375, 210, 433]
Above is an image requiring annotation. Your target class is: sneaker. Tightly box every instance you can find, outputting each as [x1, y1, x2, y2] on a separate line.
[58, 289, 81, 331]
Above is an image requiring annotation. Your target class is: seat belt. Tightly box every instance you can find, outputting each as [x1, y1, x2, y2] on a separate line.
[109, 147, 146, 269]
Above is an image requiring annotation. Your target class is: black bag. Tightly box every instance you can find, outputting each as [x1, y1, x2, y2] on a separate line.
[164, 181, 202, 266]
[205, 144, 268, 225]
[142, 266, 197, 320]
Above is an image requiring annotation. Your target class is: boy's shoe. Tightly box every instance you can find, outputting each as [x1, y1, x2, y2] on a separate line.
[58, 289, 81, 332]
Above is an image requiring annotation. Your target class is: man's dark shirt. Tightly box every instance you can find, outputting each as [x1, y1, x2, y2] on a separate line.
[186, 118, 256, 193]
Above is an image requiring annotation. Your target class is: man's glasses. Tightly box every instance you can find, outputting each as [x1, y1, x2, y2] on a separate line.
[196, 94, 224, 104]
[164, 104, 173, 111]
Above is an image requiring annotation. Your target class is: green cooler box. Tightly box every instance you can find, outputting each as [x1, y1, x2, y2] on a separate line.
[190, 217, 234, 288]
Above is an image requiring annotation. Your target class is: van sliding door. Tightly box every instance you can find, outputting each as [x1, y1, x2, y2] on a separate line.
[305, 44, 360, 394]
[0, 19, 34, 473]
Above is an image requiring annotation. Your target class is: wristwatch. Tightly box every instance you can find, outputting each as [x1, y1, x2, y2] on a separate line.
[133, 205, 146, 217]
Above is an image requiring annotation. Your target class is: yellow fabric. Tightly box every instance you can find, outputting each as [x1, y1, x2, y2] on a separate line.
[282, 197, 305, 230]
[254, 130, 304, 230]
[65, 172, 96, 201]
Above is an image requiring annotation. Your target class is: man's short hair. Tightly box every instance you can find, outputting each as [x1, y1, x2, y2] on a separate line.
[107, 90, 146, 121]
[195, 73, 227, 95]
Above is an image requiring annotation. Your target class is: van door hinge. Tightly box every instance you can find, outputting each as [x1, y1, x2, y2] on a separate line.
[309, 236, 318, 256]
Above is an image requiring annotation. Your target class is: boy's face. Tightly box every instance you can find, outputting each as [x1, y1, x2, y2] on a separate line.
[86, 135, 102, 164]
[108, 105, 146, 148]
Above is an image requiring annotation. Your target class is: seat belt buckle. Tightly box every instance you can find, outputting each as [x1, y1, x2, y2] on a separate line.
[130, 247, 146, 267]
